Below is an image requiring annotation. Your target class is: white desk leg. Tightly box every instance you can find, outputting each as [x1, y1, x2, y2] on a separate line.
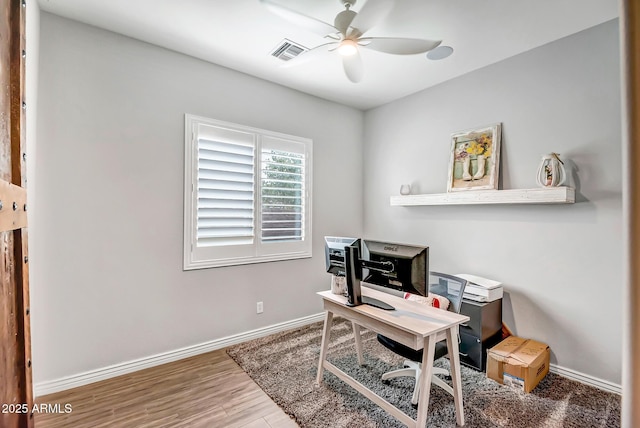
[316, 311, 334, 386]
[416, 335, 436, 428]
[446, 325, 465, 426]
[352, 322, 364, 366]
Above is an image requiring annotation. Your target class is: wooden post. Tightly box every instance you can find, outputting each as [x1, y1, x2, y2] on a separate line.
[0, 0, 32, 427]
[621, 1, 640, 427]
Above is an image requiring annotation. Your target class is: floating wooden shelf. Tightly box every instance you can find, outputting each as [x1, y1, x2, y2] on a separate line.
[390, 187, 575, 206]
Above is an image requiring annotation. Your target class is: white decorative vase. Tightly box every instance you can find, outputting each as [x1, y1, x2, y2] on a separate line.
[331, 275, 346, 295]
[399, 184, 411, 195]
[536, 153, 566, 187]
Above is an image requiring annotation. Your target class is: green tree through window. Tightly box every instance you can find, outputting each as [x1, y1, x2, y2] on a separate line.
[261, 149, 305, 242]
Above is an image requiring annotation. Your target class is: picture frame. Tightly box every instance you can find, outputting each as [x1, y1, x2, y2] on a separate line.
[447, 123, 502, 192]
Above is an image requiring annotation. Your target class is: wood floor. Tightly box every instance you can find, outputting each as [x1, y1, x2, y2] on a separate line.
[34, 349, 299, 428]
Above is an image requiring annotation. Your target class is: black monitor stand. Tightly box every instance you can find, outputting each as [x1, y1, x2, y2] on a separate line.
[360, 296, 395, 311]
[345, 244, 395, 311]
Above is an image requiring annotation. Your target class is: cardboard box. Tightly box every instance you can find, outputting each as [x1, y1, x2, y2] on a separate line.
[486, 336, 550, 393]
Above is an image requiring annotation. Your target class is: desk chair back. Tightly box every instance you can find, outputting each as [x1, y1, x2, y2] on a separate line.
[428, 272, 467, 314]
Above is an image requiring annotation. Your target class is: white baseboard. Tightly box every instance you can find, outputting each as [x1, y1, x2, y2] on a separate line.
[34, 312, 325, 397]
[34, 313, 622, 398]
[549, 363, 621, 395]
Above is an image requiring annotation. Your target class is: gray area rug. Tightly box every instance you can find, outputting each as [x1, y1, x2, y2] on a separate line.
[226, 318, 620, 427]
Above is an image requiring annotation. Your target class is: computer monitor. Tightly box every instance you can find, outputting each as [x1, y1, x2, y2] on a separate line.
[361, 239, 429, 297]
[324, 236, 359, 277]
[343, 239, 429, 310]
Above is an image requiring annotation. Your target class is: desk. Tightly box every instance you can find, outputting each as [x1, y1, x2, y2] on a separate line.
[316, 287, 470, 427]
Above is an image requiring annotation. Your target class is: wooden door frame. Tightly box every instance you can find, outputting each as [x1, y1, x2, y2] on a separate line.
[622, 1, 640, 427]
[0, 0, 32, 427]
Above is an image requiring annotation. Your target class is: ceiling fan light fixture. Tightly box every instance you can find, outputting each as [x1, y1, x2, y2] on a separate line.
[337, 39, 358, 56]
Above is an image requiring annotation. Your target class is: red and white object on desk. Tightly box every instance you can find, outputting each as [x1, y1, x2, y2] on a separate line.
[403, 292, 450, 310]
[455, 273, 503, 302]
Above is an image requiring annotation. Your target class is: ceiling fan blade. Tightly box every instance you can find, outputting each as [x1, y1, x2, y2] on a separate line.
[280, 43, 337, 68]
[260, 0, 338, 36]
[342, 50, 364, 83]
[334, 9, 357, 36]
[359, 37, 441, 55]
[348, 0, 395, 37]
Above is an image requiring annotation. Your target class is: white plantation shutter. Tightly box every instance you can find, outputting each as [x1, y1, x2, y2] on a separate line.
[197, 138, 255, 247]
[184, 115, 312, 269]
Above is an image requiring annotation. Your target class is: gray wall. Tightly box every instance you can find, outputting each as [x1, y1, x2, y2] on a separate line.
[32, 13, 364, 384]
[363, 20, 622, 384]
[33, 12, 622, 388]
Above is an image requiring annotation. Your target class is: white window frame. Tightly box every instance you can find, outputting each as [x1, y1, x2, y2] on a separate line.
[184, 114, 312, 270]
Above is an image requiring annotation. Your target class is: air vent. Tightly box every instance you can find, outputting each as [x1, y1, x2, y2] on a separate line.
[271, 39, 308, 61]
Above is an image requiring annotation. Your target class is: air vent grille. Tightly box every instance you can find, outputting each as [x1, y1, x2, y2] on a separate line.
[271, 39, 307, 61]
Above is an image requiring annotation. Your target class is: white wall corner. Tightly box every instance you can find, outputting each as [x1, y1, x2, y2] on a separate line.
[549, 364, 622, 395]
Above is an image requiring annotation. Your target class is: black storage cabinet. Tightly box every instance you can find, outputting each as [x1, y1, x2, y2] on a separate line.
[458, 299, 503, 371]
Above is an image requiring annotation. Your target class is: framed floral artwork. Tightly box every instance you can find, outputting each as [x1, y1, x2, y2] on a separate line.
[447, 123, 502, 192]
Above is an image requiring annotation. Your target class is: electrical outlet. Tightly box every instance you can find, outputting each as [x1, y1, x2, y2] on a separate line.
[256, 301, 264, 314]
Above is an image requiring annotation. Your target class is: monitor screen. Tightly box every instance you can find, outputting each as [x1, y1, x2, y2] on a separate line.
[360, 239, 429, 297]
[324, 236, 359, 277]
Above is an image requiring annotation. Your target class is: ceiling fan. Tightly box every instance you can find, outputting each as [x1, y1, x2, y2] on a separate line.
[261, 0, 442, 83]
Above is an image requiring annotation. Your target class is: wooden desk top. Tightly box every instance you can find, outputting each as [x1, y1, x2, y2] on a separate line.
[318, 287, 469, 341]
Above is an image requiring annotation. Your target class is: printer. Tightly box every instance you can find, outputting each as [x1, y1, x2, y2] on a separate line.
[455, 273, 503, 302]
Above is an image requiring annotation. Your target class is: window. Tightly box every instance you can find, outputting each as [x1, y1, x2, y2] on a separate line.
[184, 115, 312, 269]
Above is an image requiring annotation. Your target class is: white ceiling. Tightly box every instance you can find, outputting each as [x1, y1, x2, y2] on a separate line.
[37, 0, 618, 110]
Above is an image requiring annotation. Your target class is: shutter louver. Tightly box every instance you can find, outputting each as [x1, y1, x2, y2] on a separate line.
[197, 138, 255, 247]
[261, 148, 305, 243]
